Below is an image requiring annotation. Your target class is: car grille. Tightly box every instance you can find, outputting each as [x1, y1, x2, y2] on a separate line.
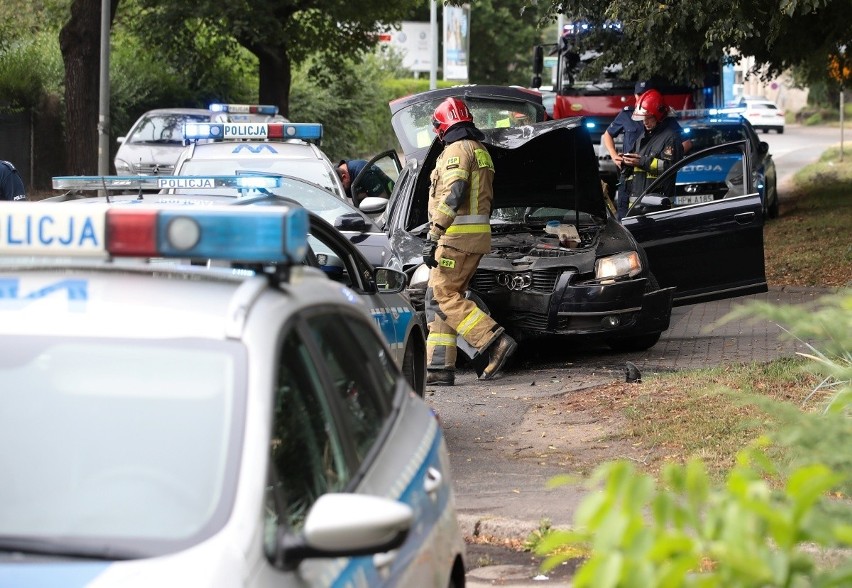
[133, 164, 176, 175]
[505, 310, 550, 330]
[470, 268, 562, 293]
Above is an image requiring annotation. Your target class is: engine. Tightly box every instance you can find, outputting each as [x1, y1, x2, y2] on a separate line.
[488, 228, 597, 260]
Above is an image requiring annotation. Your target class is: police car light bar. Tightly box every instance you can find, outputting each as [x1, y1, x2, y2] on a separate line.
[679, 107, 746, 118]
[52, 175, 284, 191]
[0, 202, 309, 264]
[209, 103, 279, 115]
[183, 122, 323, 142]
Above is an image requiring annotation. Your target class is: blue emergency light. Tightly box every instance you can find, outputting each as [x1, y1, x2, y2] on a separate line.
[183, 122, 323, 142]
[209, 103, 279, 115]
[0, 202, 309, 264]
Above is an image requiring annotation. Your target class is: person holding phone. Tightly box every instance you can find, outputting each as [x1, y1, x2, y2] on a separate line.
[602, 81, 651, 220]
[622, 89, 685, 211]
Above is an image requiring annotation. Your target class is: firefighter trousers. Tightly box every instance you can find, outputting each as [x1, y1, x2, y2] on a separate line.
[425, 244, 503, 371]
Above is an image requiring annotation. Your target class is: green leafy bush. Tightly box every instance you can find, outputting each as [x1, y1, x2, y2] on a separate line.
[0, 33, 63, 111]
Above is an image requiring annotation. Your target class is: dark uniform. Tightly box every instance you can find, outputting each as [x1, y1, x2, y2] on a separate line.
[0, 160, 26, 201]
[629, 116, 684, 201]
[605, 107, 644, 219]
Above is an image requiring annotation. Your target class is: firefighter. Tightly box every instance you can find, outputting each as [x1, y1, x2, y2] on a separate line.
[602, 81, 649, 220]
[622, 89, 684, 204]
[421, 97, 517, 386]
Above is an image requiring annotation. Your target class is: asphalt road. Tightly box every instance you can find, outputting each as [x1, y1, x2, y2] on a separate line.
[444, 123, 844, 586]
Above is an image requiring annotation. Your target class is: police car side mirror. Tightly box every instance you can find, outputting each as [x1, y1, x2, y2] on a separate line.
[375, 267, 407, 293]
[117, 136, 126, 145]
[359, 196, 387, 214]
[334, 213, 370, 232]
[278, 494, 412, 571]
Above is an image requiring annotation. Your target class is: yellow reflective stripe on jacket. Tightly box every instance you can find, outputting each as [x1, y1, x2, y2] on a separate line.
[457, 307, 487, 336]
[648, 158, 661, 173]
[445, 213, 489, 234]
[427, 333, 457, 347]
[446, 224, 490, 234]
[437, 202, 457, 219]
[442, 168, 469, 183]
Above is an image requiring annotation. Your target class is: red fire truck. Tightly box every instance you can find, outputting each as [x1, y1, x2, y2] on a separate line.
[531, 20, 706, 190]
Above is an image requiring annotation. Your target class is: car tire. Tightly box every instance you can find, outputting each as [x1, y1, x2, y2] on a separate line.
[402, 334, 426, 397]
[606, 332, 662, 352]
[777, 128, 784, 134]
[767, 184, 780, 219]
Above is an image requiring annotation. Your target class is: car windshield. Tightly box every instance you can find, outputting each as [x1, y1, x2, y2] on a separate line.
[683, 125, 747, 152]
[179, 158, 342, 198]
[0, 336, 244, 557]
[172, 173, 361, 228]
[393, 96, 542, 153]
[128, 113, 212, 145]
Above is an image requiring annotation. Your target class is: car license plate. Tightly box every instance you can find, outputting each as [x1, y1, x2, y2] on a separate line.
[674, 194, 714, 205]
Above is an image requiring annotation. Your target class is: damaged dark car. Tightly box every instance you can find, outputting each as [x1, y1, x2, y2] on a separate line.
[364, 86, 767, 352]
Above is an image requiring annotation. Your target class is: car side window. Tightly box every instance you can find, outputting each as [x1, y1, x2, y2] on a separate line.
[305, 312, 397, 462]
[265, 327, 349, 546]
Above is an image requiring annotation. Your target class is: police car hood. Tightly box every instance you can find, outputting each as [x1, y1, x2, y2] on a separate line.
[418, 117, 607, 219]
[115, 142, 186, 168]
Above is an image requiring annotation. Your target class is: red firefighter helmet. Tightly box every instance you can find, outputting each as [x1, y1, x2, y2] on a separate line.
[432, 97, 473, 139]
[632, 89, 666, 122]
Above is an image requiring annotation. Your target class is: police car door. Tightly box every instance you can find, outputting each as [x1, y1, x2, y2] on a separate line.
[623, 140, 767, 306]
[307, 217, 412, 370]
[351, 150, 403, 218]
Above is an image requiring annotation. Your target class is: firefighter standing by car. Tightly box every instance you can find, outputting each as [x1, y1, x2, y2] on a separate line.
[421, 97, 517, 386]
[603, 81, 651, 220]
[622, 89, 685, 205]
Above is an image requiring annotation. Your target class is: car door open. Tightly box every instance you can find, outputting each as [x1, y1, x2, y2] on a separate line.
[623, 140, 767, 306]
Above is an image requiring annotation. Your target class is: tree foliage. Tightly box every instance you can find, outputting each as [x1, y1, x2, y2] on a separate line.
[131, 0, 416, 117]
[491, 0, 852, 89]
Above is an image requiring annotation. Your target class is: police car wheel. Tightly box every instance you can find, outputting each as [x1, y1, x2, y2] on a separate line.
[402, 339, 426, 397]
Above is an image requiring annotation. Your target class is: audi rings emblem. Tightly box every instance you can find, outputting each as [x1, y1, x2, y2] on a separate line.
[497, 272, 532, 291]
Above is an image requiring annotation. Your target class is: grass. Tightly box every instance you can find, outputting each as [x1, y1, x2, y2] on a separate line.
[604, 147, 852, 479]
[765, 146, 852, 288]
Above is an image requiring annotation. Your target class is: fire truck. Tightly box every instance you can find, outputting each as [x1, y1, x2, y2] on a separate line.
[531, 20, 720, 190]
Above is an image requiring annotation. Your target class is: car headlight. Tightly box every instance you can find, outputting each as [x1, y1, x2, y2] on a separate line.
[410, 263, 431, 289]
[114, 159, 132, 175]
[595, 251, 642, 280]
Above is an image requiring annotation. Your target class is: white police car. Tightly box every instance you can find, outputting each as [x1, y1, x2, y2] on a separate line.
[0, 202, 466, 587]
[174, 121, 350, 202]
[45, 174, 427, 396]
[209, 103, 288, 123]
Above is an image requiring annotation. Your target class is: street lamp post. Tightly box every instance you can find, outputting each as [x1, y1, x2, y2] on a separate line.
[97, 0, 111, 177]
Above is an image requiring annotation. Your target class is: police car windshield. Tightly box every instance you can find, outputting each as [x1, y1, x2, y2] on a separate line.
[180, 159, 341, 197]
[128, 113, 212, 145]
[170, 172, 361, 228]
[0, 336, 243, 555]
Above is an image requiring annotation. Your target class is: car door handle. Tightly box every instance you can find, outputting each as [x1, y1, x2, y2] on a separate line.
[424, 466, 442, 496]
[373, 549, 399, 573]
[734, 211, 756, 225]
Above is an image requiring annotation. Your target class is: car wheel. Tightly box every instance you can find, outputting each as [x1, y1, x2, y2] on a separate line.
[767, 184, 780, 219]
[777, 128, 784, 134]
[402, 336, 426, 397]
[606, 332, 662, 352]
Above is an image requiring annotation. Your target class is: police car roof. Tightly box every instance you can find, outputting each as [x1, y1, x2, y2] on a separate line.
[0, 264, 355, 339]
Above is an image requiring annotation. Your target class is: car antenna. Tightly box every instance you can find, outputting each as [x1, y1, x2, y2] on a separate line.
[100, 175, 111, 204]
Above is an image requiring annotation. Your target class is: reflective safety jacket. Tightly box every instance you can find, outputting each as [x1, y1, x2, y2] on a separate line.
[427, 138, 495, 254]
[630, 116, 684, 199]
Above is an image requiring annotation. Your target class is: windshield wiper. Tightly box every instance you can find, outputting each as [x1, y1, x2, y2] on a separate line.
[0, 537, 143, 561]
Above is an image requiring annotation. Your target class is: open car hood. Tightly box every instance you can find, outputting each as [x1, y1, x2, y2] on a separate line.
[408, 117, 608, 222]
[390, 85, 547, 161]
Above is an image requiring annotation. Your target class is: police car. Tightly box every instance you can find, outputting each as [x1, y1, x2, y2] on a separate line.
[174, 121, 350, 202]
[0, 202, 466, 587]
[45, 174, 426, 396]
[209, 103, 288, 123]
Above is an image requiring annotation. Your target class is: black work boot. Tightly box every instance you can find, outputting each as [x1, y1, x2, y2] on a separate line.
[481, 334, 518, 380]
[426, 369, 455, 386]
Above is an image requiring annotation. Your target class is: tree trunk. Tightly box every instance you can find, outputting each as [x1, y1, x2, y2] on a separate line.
[256, 46, 292, 119]
[59, 0, 119, 175]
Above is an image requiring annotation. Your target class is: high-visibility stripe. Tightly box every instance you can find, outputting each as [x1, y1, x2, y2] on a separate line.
[442, 169, 469, 183]
[457, 307, 487, 336]
[437, 202, 456, 218]
[427, 333, 457, 347]
[446, 224, 490, 234]
[453, 214, 490, 224]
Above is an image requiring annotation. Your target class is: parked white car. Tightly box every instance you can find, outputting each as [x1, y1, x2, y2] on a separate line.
[738, 97, 785, 134]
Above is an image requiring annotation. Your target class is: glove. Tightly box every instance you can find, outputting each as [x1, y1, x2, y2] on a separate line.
[422, 240, 438, 268]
